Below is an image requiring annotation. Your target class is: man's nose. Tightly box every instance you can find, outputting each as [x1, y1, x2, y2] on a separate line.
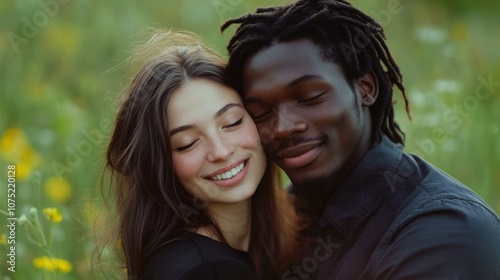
[271, 106, 307, 140]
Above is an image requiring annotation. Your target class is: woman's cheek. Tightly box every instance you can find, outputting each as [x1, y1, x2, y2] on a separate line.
[172, 152, 204, 182]
[239, 123, 263, 149]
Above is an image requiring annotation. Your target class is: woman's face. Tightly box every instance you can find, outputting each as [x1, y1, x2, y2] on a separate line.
[168, 78, 267, 206]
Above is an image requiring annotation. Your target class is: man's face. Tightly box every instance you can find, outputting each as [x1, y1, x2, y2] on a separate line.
[242, 39, 377, 188]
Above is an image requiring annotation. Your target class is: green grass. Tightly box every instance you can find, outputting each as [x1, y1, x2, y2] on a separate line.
[1, 0, 499, 279]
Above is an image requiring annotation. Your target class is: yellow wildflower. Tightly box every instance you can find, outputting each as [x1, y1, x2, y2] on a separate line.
[16, 162, 33, 182]
[0, 128, 16, 155]
[43, 208, 63, 223]
[33, 256, 72, 273]
[0, 234, 7, 245]
[44, 177, 73, 203]
[0, 128, 40, 181]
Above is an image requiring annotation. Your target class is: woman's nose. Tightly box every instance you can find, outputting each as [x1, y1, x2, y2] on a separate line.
[206, 133, 234, 162]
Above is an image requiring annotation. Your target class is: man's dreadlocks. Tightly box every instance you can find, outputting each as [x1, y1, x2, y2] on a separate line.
[222, 0, 410, 145]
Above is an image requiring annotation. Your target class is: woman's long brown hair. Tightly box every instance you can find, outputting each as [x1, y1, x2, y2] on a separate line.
[96, 30, 301, 279]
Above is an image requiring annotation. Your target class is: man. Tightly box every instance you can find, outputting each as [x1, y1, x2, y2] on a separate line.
[222, 0, 500, 279]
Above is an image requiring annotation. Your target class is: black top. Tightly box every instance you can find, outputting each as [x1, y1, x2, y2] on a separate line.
[288, 136, 500, 280]
[143, 232, 259, 280]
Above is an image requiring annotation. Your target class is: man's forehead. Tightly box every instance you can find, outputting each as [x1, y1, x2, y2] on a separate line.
[244, 39, 323, 70]
[242, 39, 326, 93]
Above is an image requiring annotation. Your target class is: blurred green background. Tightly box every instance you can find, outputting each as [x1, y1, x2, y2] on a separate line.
[1, 0, 499, 279]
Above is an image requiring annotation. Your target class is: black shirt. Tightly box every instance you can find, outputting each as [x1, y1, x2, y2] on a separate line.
[287, 137, 500, 280]
[143, 232, 258, 280]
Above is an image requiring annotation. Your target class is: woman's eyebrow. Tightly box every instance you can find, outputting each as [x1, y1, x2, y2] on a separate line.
[215, 103, 242, 118]
[169, 103, 242, 137]
[169, 124, 197, 137]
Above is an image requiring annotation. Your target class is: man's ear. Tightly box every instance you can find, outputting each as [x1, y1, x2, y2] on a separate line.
[355, 72, 378, 107]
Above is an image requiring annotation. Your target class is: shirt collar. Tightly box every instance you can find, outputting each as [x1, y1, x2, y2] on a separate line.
[320, 136, 403, 236]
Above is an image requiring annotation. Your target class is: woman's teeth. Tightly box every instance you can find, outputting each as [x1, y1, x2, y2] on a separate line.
[211, 162, 245, 181]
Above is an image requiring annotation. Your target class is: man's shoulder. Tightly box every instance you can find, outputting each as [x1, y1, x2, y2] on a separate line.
[398, 152, 497, 217]
[394, 175, 500, 235]
[371, 156, 500, 279]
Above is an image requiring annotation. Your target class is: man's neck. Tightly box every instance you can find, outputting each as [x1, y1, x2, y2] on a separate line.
[292, 138, 378, 218]
[292, 175, 340, 219]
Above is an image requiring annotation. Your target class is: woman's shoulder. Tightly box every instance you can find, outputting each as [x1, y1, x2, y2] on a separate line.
[142, 233, 258, 280]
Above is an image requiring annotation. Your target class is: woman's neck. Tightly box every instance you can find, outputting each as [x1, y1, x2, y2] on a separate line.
[196, 199, 252, 252]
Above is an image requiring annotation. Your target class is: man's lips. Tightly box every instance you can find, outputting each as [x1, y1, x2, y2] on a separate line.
[276, 141, 323, 169]
[276, 141, 322, 158]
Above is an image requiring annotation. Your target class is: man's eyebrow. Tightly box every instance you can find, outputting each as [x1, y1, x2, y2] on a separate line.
[169, 103, 242, 137]
[244, 75, 324, 105]
[287, 75, 324, 88]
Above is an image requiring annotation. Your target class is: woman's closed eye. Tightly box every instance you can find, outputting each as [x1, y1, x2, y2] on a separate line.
[224, 117, 244, 129]
[175, 140, 198, 152]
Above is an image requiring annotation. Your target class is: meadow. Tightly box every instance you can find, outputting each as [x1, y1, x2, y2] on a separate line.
[1, 0, 499, 279]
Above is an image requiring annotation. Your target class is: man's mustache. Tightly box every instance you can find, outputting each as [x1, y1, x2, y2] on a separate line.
[272, 134, 328, 151]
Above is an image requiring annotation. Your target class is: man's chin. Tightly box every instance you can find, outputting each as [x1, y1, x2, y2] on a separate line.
[290, 172, 336, 198]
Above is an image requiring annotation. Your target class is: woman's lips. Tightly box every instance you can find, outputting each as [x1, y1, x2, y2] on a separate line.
[277, 141, 323, 169]
[205, 159, 250, 188]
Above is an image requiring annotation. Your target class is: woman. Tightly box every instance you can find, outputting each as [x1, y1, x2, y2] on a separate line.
[100, 30, 301, 279]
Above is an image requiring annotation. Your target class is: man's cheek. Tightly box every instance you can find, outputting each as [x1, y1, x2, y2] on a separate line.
[256, 124, 275, 145]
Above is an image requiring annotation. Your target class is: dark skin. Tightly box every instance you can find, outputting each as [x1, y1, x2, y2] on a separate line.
[242, 39, 379, 209]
